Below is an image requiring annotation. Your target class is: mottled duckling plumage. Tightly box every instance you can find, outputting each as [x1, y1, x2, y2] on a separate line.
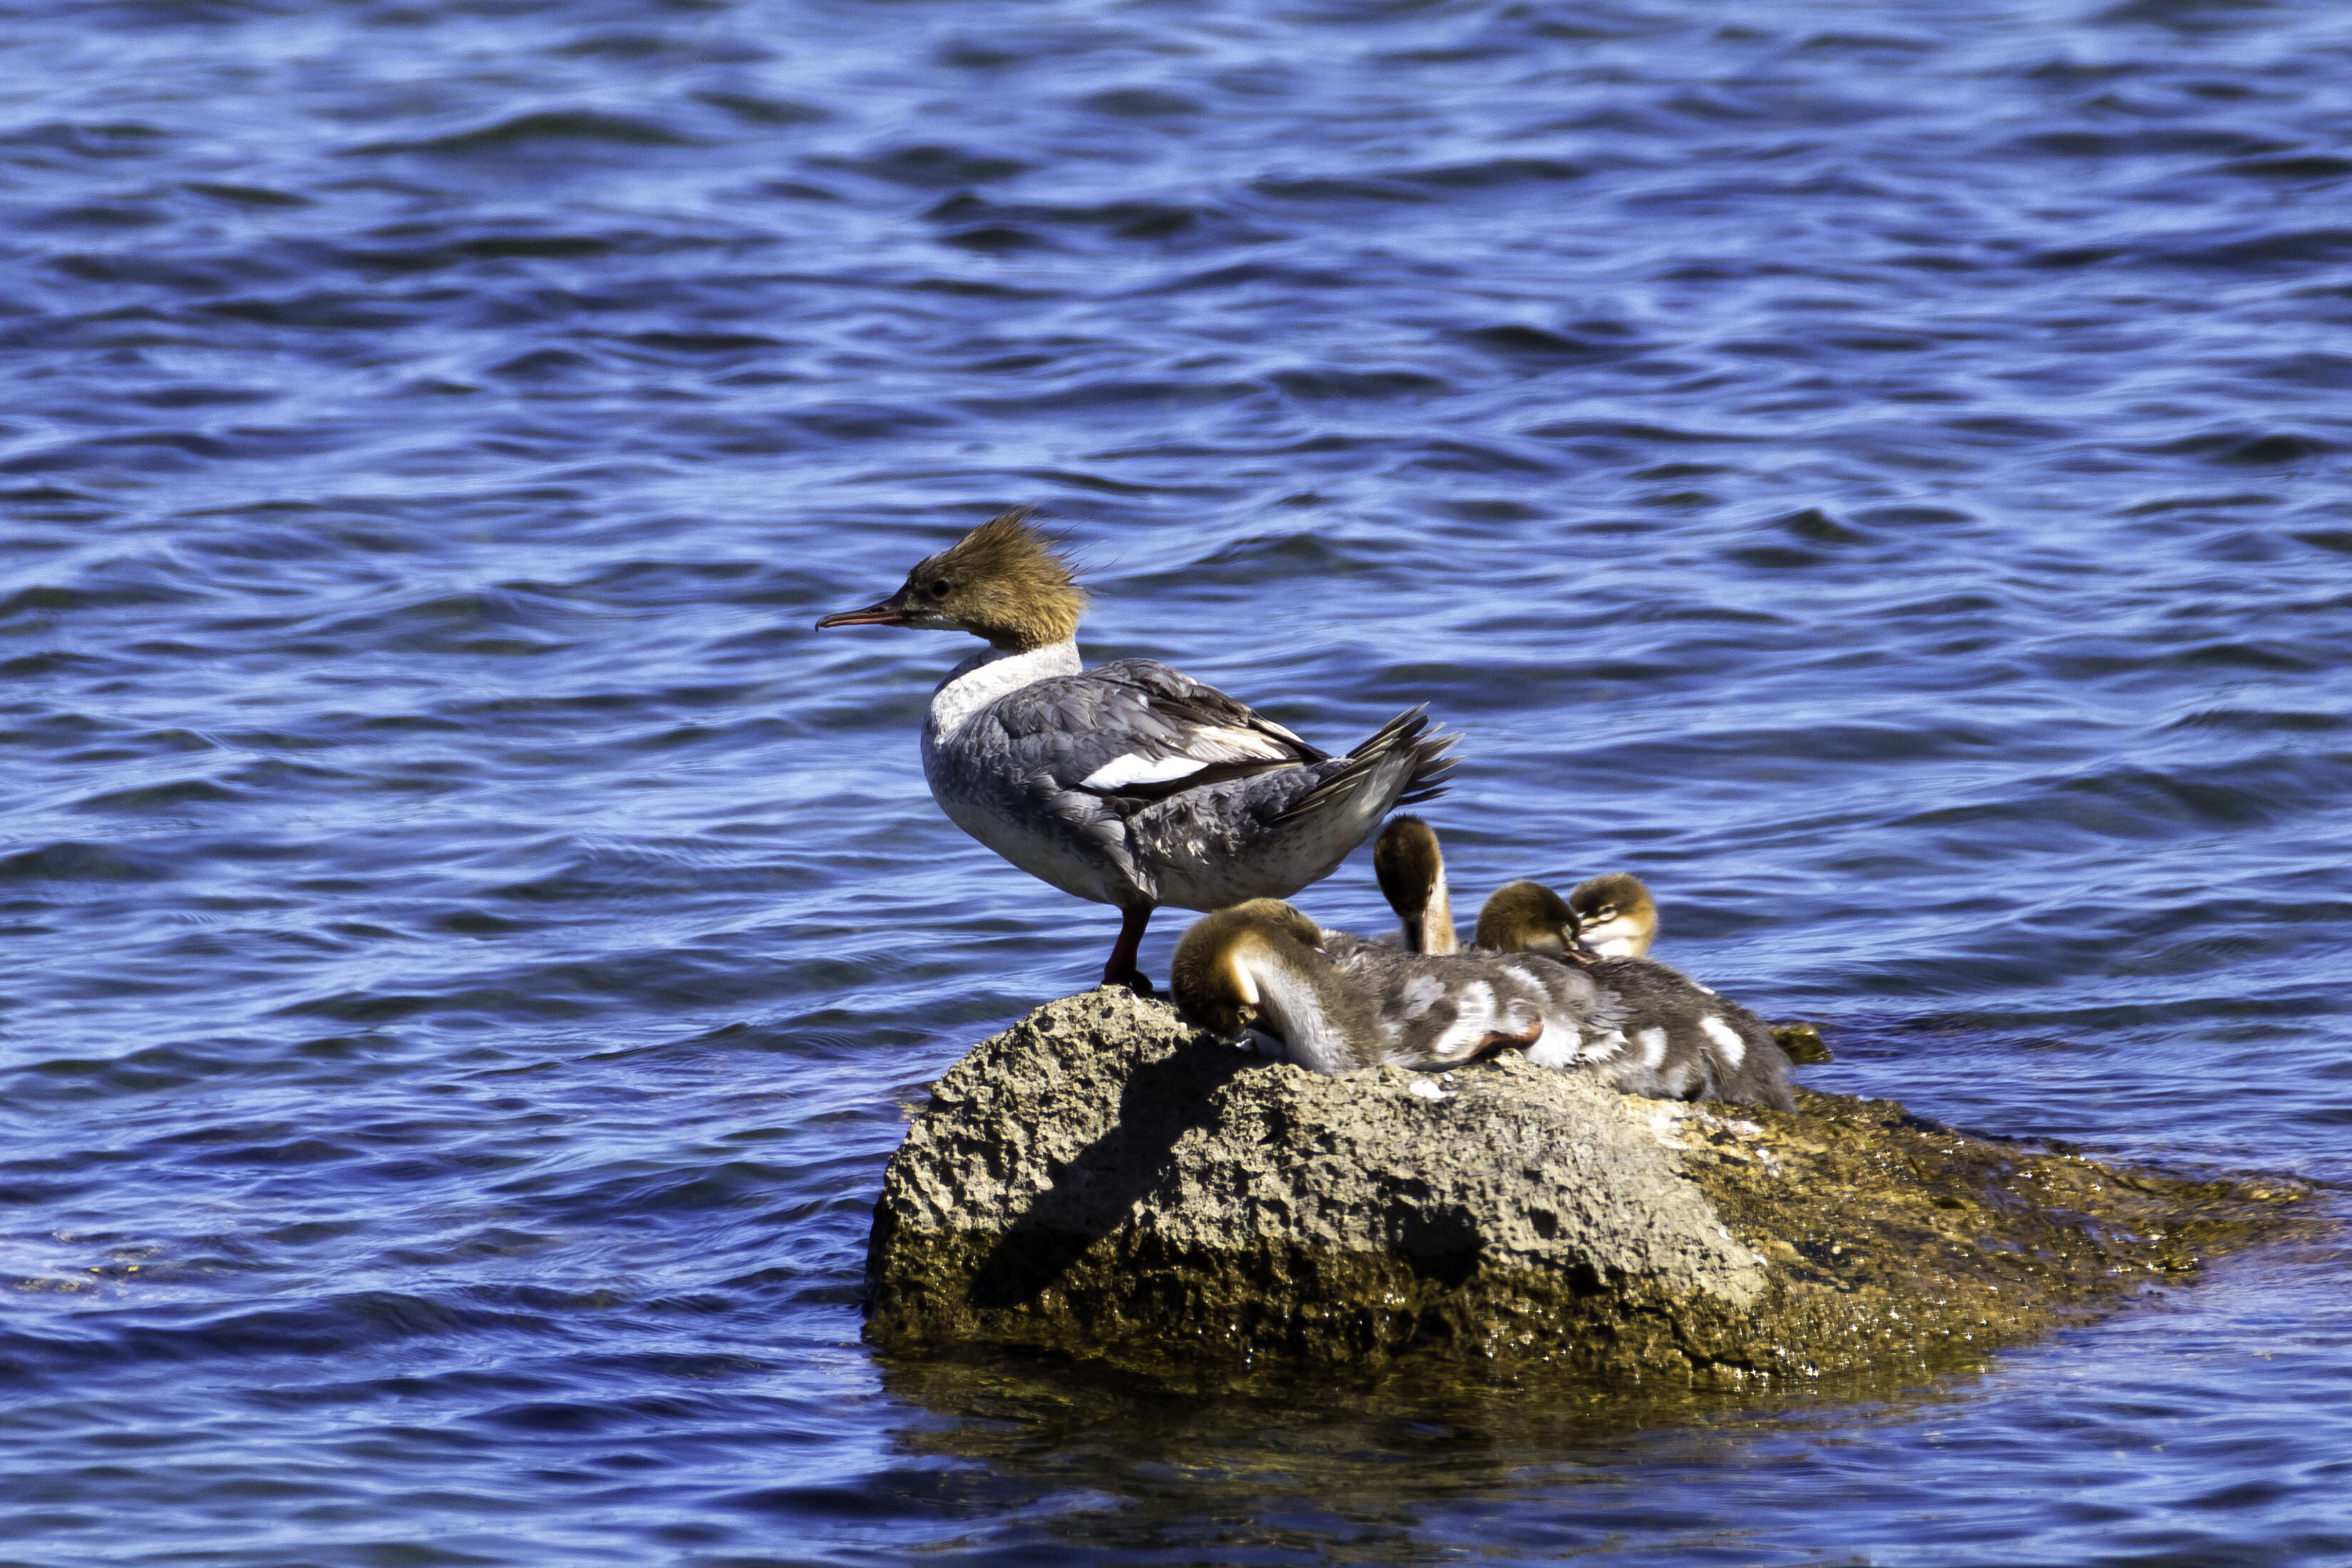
[1475, 879, 1794, 1112]
[1171, 900, 1551, 1073]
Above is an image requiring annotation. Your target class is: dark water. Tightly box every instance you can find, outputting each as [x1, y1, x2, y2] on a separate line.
[5, 0, 2351, 1562]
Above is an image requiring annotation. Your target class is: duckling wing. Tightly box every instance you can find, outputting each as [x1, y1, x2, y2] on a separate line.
[1588, 958, 1795, 1112]
[1320, 937, 1554, 1069]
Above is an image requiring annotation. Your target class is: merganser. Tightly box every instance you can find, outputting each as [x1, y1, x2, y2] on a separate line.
[1361, 820, 1792, 1108]
[1473, 879, 1795, 1112]
[1565, 872, 1657, 959]
[1172, 899, 1633, 1077]
[1371, 813, 1457, 954]
[1489, 870, 1832, 1064]
[815, 509, 1457, 991]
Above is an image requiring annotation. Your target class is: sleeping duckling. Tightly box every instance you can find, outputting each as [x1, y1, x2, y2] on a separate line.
[1475, 880, 1795, 1112]
[1174, 899, 1726, 1100]
[1548, 870, 1830, 1060]
[1171, 900, 1538, 1073]
[1564, 872, 1657, 959]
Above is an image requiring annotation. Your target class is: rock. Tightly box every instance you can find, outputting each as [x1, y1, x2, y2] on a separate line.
[866, 989, 2306, 1383]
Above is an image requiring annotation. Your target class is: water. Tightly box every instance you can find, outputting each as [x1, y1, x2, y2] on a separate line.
[4, 0, 2350, 1562]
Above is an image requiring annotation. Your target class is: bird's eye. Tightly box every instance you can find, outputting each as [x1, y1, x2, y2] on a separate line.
[929, 581, 951, 598]
[1592, 906, 1616, 922]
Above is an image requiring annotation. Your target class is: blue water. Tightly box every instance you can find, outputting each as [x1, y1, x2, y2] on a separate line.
[4, 0, 2351, 1562]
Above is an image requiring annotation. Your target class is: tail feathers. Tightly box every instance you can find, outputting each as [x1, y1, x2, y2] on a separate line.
[1696, 1011, 1797, 1113]
[1396, 724, 1458, 806]
[1274, 706, 1460, 825]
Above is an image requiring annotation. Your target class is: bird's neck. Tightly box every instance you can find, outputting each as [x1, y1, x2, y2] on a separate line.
[1415, 875, 1457, 955]
[927, 639, 1080, 743]
[1244, 947, 1374, 1073]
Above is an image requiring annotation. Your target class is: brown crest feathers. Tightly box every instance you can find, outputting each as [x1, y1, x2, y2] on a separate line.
[921, 506, 1088, 651]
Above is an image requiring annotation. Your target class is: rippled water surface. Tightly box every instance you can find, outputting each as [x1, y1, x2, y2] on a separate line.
[6, 0, 2352, 1562]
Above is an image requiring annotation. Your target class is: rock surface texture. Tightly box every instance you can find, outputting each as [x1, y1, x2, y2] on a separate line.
[867, 991, 2305, 1381]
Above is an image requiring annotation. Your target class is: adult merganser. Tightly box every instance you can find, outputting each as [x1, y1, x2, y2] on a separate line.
[1565, 872, 1657, 959]
[815, 509, 1457, 991]
[1172, 899, 1626, 1077]
[1474, 880, 1795, 1112]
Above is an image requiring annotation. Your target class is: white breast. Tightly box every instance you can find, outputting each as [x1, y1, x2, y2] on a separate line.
[924, 640, 1080, 746]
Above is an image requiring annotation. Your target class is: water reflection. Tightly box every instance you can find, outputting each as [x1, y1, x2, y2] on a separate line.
[875, 1344, 1986, 1564]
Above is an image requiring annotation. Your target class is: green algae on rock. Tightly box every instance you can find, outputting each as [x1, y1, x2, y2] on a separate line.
[866, 990, 2306, 1383]
[1770, 1021, 1833, 1064]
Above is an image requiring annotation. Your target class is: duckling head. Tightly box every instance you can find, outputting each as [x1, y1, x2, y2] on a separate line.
[1474, 879, 1582, 956]
[1567, 872, 1656, 958]
[815, 505, 1087, 652]
[1170, 899, 1329, 1043]
[1372, 814, 1456, 954]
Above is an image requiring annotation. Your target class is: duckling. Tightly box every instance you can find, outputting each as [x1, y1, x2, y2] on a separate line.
[1565, 872, 1657, 959]
[1309, 918, 1721, 1098]
[1475, 880, 1795, 1113]
[1175, 897, 1733, 1099]
[817, 508, 1458, 992]
[1172, 900, 1541, 1073]
[1371, 813, 1457, 954]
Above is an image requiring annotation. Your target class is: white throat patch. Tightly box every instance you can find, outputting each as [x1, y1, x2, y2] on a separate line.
[926, 640, 1080, 743]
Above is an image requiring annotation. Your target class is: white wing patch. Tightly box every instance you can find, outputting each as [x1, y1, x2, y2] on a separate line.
[1637, 1026, 1669, 1071]
[1080, 753, 1210, 792]
[1426, 979, 1497, 1059]
[1398, 973, 1445, 1019]
[1191, 723, 1294, 760]
[1525, 1031, 1578, 1071]
[1699, 1014, 1746, 1067]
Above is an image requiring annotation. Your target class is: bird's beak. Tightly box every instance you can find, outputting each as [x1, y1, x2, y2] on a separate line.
[1562, 931, 1602, 965]
[815, 587, 914, 631]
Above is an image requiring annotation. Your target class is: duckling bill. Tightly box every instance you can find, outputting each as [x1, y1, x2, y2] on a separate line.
[817, 508, 1458, 992]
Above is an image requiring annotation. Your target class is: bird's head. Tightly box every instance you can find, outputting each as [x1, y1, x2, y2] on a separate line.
[815, 506, 1085, 651]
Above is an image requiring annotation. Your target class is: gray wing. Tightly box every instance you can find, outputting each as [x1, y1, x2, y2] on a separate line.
[981, 661, 1324, 814]
[959, 669, 1453, 910]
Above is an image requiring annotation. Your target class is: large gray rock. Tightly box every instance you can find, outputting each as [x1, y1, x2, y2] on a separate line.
[866, 989, 2306, 1381]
